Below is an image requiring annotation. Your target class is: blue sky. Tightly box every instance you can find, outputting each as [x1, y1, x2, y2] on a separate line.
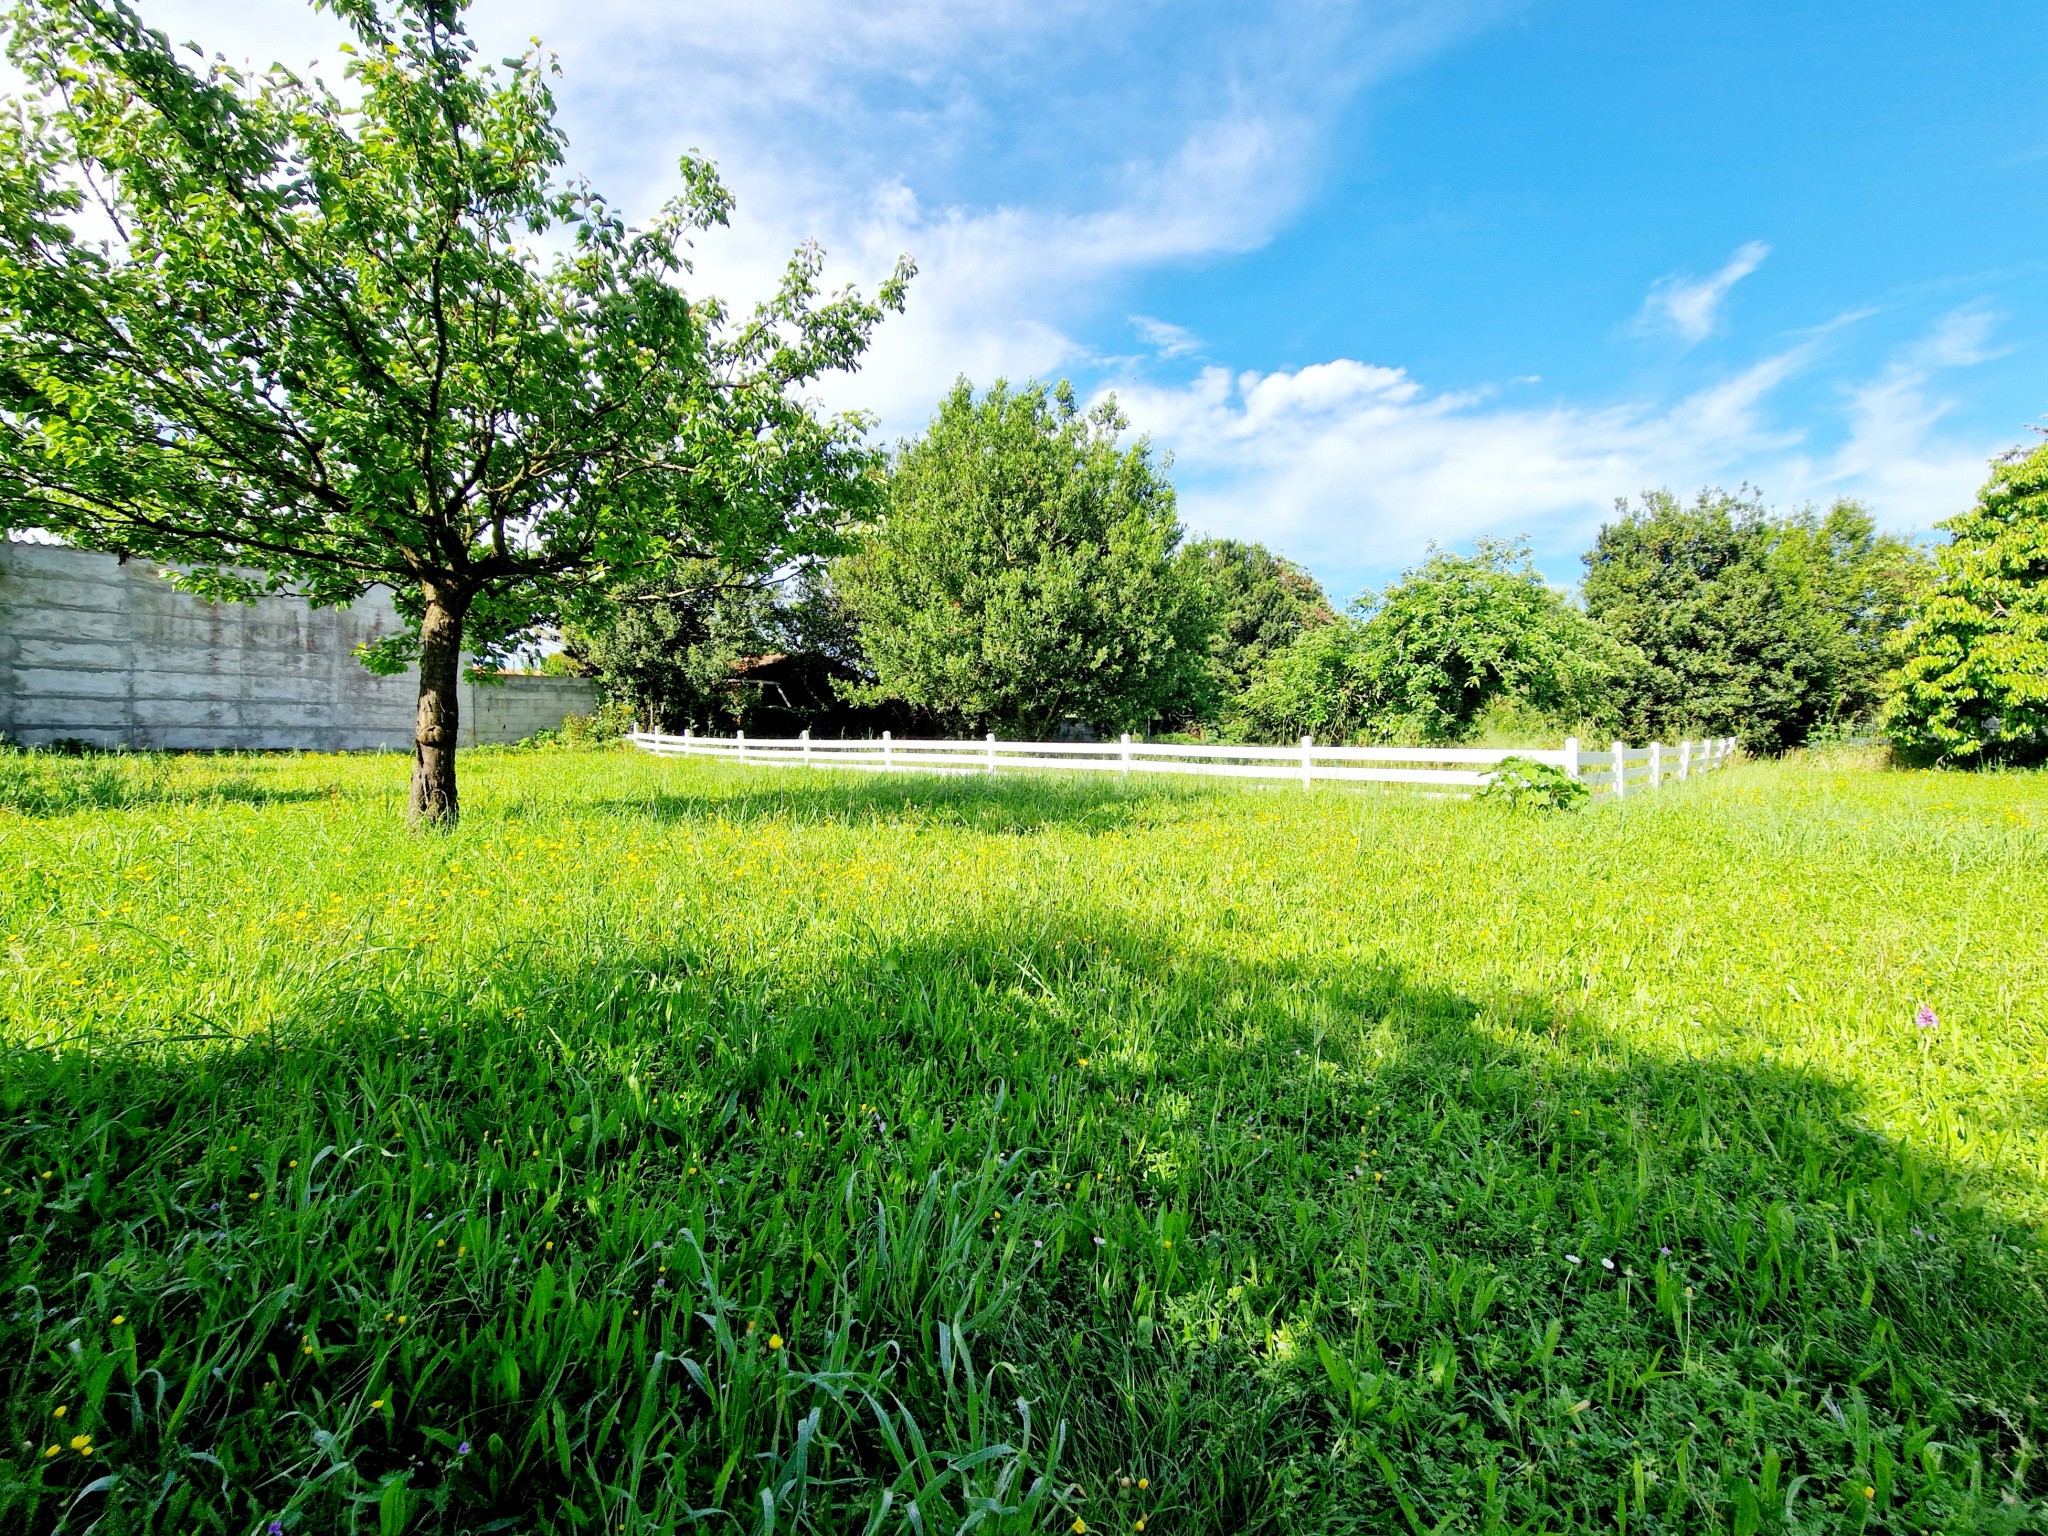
[137, 0, 2048, 603]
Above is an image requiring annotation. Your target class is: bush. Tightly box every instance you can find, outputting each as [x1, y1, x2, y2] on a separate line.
[1474, 755, 1589, 811]
[1226, 541, 1617, 744]
[520, 699, 637, 749]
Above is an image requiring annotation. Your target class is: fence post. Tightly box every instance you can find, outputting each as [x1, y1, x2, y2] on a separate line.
[683, 726, 692, 755]
[801, 727, 811, 768]
[1679, 739, 1691, 780]
[1301, 735, 1314, 790]
[1650, 740, 1662, 790]
[1612, 740, 1627, 799]
[1563, 736, 1579, 785]
[883, 730, 893, 772]
[986, 731, 996, 775]
[736, 728, 745, 764]
[1121, 732, 1132, 777]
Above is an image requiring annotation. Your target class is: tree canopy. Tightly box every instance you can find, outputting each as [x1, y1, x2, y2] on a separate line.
[1884, 442, 2048, 764]
[833, 379, 1214, 737]
[0, 0, 907, 820]
[1583, 490, 1926, 754]
[1182, 538, 1334, 696]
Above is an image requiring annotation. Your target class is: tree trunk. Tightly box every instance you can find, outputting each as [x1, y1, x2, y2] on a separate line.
[410, 584, 471, 827]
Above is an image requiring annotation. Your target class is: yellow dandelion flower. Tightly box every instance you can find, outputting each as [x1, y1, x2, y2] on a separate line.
[69, 1435, 89, 1451]
[112, 1315, 125, 1326]
[371, 1399, 385, 1410]
[768, 1334, 784, 1350]
[43, 1445, 59, 1458]
[1137, 1479, 1148, 1490]
[1072, 1521, 1087, 1535]
[52, 1405, 67, 1419]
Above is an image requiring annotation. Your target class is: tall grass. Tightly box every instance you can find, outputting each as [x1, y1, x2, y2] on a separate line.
[0, 746, 2043, 1533]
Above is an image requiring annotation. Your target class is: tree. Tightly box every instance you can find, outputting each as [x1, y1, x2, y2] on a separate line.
[833, 379, 1214, 736]
[1885, 442, 2048, 764]
[0, 0, 908, 822]
[1181, 538, 1334, 700]
[1768, 499, 1931, 729]
[1584, 489, 1928, 752]
[1227, 540, 1616, 744]
[564, 563, 776, 733]
[568, 561, 888, 736]
[1220, 615, 1378, 744]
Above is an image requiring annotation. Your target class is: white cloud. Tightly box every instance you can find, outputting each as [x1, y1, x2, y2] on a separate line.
[1117, 310, 2002, 587]
[1130, 316, 1203, 358]
[1637, 240, 1771, 346]
[1764, 305, 2007, 526]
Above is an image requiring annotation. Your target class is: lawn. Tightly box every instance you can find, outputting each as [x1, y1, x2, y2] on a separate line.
[0, 746, 2043, 1535]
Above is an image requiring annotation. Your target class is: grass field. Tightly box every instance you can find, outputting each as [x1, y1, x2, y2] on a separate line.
[1, 745, 2044, 1535]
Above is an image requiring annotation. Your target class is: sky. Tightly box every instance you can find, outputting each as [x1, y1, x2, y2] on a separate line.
[120, 0, 2048, 603]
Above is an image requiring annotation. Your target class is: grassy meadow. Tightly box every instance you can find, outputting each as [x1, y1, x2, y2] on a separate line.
[0, 745, 2044, 1535]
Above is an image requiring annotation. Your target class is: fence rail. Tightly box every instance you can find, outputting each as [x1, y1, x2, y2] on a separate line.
[626, 729, 1738, 797]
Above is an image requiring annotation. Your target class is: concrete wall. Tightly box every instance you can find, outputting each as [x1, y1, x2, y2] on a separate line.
[0, 537, 597, 751]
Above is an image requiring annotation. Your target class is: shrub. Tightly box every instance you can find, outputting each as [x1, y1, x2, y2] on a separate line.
[521, 699, 637, 749]
[1226, 541, 1617, 744]
[1475, 755, 1589, 811]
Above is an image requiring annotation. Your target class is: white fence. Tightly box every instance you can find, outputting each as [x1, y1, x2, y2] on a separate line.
[626, 729, 1737, 797]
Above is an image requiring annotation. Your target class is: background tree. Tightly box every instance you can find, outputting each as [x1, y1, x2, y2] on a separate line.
[1181, 538, 1334, 697]
[567, 562, 889, 736]
[1584, 489, 1926, 752]
[563, 562, 775, 733]
[834, 379, 1214, 736]
[1885, 442, 2048, 764]
[1583, 490, 1822, 753]
[1768, 499, 1931, 729]
[1227, 540, 1616, 744]
[0, 0, 907, 822]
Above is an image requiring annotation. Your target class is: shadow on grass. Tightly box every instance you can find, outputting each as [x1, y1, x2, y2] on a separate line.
[3, 911, 2043, 1535]
[580, 762, 1221, 836]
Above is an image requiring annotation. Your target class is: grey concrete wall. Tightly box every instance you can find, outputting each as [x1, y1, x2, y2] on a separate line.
[0, 538, 597, 750]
